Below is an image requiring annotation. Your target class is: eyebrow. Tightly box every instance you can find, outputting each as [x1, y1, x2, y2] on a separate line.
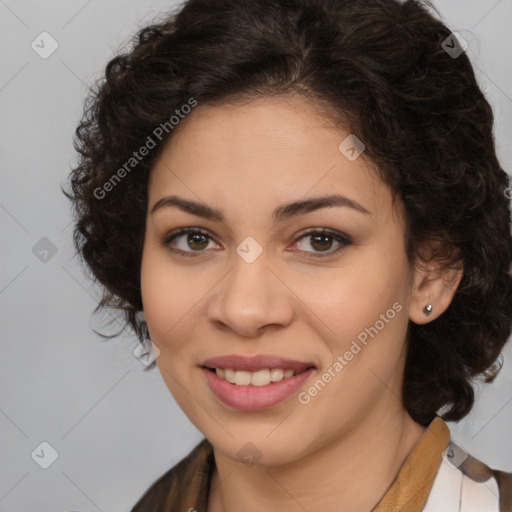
[150, 193, 371, 222]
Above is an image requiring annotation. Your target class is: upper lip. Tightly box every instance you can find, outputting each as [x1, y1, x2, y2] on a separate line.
[201, 355, 315, 372]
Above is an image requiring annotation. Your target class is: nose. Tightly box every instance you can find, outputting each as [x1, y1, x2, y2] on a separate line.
[207, 250, 294, 338]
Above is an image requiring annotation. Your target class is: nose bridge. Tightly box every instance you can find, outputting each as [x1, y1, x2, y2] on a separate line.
[227, 241, 274, 312]
[209, 238, 293, 335]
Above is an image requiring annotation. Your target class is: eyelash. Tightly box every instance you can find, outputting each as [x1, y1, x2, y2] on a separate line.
[161, 227, 352, 259]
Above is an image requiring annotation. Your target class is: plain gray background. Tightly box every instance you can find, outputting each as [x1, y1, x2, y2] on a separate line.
[1, 1, 511, 511]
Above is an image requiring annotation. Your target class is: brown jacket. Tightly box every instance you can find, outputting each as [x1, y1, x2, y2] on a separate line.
[130, 417, 512, 512]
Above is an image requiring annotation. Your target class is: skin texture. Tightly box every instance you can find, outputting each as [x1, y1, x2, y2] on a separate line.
[140, 95, 463, 512]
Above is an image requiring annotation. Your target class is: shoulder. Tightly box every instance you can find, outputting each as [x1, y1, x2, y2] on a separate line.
[129, 437, 214, 512]
[424, 440, 512, 512]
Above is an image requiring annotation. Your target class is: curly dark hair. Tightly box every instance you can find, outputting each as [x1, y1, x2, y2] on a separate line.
[62, 0, 512, 427]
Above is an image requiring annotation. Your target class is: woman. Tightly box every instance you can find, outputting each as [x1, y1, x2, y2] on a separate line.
[63, 0, 512, 510]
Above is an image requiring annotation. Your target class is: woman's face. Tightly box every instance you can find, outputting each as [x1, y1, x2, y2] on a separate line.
[140, 95, 417, 465]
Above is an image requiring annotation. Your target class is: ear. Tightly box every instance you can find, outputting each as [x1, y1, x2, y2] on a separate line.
[408, 240, 463, 325]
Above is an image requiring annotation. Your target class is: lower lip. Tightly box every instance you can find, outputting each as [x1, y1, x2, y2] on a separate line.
[202, 367, 315, 410]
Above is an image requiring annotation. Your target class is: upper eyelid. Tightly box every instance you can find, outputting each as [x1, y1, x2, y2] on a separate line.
[163, 227, 351, 251]
[164, 226, 348, 240]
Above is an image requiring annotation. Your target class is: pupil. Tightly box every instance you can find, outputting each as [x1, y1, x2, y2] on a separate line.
[189, 234, 207, 250]
[312, 235, 331, 251]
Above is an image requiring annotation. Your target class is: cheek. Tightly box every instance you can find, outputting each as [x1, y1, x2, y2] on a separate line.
[297, 243, 411, 392]
[298, 245, 409, 340]
[140, 240, 198, 350]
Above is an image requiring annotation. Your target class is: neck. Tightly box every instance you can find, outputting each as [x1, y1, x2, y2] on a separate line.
[208, 405, 428, 512]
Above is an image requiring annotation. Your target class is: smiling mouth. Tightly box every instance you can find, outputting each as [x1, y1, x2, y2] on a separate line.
[203, 367, 314, 386]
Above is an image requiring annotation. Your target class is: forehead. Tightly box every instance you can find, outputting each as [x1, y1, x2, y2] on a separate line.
[147, 95, 393, 222]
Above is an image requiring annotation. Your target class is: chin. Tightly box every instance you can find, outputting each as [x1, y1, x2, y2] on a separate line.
[208, 429, 311, 468]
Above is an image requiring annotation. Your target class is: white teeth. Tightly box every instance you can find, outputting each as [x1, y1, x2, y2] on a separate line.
[270, 368, 284, 382]
[214, 367, 303, 386]
[251, 369, 271, 386]
[224, 368, 236, 383]
[234, 371, 251, 386]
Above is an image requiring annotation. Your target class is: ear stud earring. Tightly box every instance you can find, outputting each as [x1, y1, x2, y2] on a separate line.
[423, 304, 433, 317]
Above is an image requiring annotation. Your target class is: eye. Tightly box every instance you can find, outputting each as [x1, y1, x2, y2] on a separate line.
[161, 227, 219, 257]
[161, 227, 352, 258]
[291, 228, 352, 259]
